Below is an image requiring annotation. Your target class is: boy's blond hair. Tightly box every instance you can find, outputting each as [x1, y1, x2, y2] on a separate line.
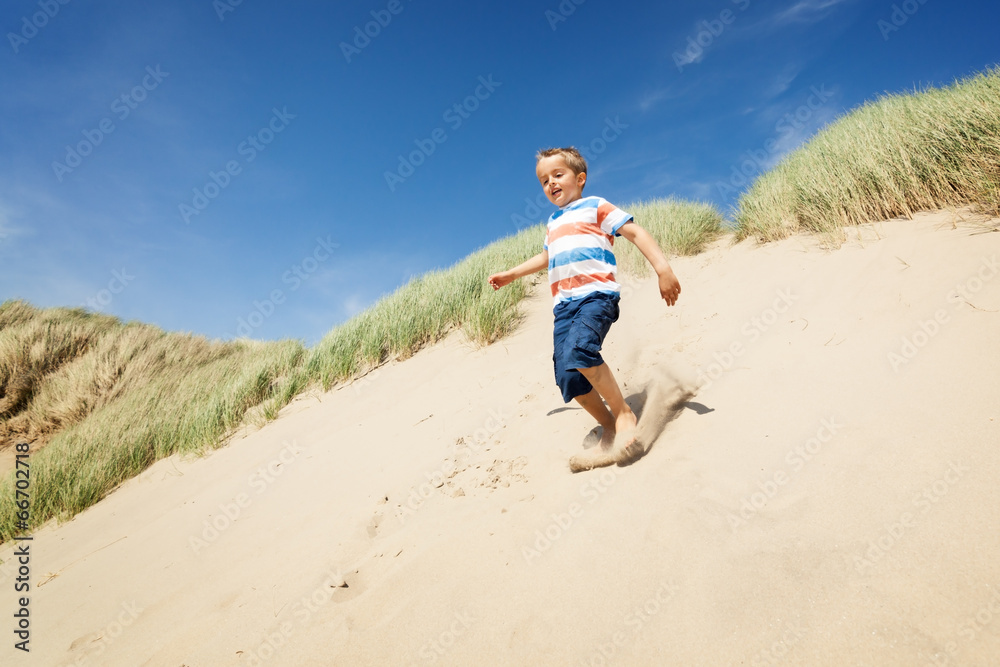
[536, 147, 588, 180]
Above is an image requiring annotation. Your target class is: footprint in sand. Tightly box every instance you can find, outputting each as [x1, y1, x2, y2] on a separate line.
[330, 567, 367, 603]
[68, 631, 104, 652]
[480, 456, 528, 489]
[366, 512, 382, 538]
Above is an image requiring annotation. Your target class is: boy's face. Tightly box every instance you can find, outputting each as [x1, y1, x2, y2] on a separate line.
[536, 155, 586, 207]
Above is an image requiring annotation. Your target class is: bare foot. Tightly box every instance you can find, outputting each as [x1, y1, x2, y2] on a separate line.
[611, 410, 643, 464]
[569, 411, 639, 472]
[569, 427, 616, 472]
[568, 444, 618, 472]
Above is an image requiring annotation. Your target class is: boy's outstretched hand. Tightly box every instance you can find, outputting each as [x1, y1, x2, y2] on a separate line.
[488, 251, 548, 291]
[658, 266, 681, 306]
[488, 271, 514, 290]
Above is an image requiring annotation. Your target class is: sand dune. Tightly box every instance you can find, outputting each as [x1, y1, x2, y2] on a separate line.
[3, 210, 999, 666]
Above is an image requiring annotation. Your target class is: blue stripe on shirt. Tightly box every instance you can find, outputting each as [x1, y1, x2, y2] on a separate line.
[548, 246, 617, 269]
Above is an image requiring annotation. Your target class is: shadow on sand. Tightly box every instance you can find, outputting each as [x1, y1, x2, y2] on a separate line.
[574, 372, 703, 470]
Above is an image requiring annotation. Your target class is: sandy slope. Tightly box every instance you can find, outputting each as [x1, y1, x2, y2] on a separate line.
[3, 210, 1000, 667]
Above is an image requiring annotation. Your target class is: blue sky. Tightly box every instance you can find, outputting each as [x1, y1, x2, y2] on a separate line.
[1, 0, 998, 344]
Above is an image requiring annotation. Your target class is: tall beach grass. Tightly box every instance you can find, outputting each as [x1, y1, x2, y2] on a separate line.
[305, 197, 724, 389]
[0, 300, 307, 540]
[616, 198, 724, 276]
[0, 197, 722, 541]
[736, 67, 1000, 242]
[7, 61, 998, 539]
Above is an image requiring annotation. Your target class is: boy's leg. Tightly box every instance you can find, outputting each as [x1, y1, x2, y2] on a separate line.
[553, 293, 642, 469]
[574, 388, 616, 447]
[577, 363, 638, 451]
[568, 362, 641, 472]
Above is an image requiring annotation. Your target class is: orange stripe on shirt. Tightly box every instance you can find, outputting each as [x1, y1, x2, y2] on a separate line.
[597, 202, 617, 227]
[547, 221, 610, 245]
[550, 272, 617, 296]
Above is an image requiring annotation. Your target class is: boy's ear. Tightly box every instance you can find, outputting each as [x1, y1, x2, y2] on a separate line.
[578, 171, 587, 190]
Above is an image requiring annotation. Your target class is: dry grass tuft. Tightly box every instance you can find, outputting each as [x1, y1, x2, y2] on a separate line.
[736, 67, 1000, 242]
[0, 196, 722, 541]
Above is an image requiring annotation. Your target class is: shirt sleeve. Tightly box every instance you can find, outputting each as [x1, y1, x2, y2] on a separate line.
[596, 198, 633, 236]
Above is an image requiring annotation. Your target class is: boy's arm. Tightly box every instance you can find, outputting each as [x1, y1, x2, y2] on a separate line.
[488, 250, 548, 290]
[617, 222, 681, 306]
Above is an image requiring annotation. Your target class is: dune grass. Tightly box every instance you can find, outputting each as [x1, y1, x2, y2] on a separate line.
[0, 300, 308, 539]
[736, 67, 1000, 242]
[0, 197, 722, 541]
[616, 198, 725, 276]
[304, 224, 543, 389]
[7, 65, 998, 540]
[306, 198, 723, 389]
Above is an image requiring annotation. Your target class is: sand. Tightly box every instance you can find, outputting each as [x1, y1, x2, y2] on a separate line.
[2, 210, 999, 666]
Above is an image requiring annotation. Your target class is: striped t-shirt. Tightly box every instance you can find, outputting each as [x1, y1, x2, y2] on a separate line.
[543, 196, 633, 307]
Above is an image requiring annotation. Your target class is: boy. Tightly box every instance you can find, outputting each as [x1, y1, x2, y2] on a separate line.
[488, 147, 681, 471]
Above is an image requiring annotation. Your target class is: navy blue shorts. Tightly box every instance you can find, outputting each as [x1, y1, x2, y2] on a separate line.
[552, 292, 621, 403]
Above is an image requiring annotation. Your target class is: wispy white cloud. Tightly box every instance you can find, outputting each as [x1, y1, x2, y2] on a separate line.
[764, 63, 806, 99]
[634, 76, 706, 114]
[762, 103, 840, 169]
[340, 293, 371, 319]
[680, 180, 718, 203]
[769, 0, 851, 26]
[0, 196, 32, 246]
[639, 88, 671, 113]
[729, 0, 853, 40]
[673, 48, 704, 70]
